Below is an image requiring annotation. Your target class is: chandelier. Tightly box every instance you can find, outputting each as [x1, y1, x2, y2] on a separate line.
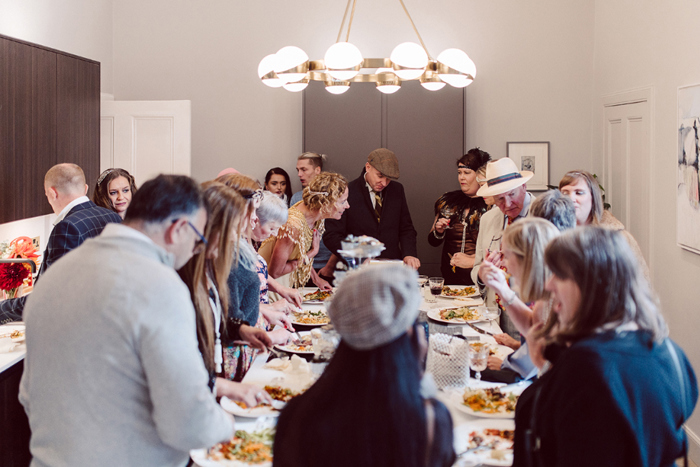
[257, 0, 476, 95]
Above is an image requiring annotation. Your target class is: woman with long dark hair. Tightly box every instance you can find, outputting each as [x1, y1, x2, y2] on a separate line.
[513, 227, 697, 466]
[93, 168, 138, 219]
[264, 167, 293, 206]
[274, 265, 455, 467]
[428, 148, 491, 284]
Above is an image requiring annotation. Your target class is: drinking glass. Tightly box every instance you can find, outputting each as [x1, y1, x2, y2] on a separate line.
[439, 206, 457, 229]
[469, 342, 490, 382]
[427, 277, 444, 303]
[481, 306, 501, 333]
[417, 274, 428, 289]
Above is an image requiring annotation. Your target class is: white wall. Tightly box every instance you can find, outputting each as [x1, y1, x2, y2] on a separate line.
[592, 0, 700, 457]
[0, 0, 114, 93]
[112, 0, 594, 192]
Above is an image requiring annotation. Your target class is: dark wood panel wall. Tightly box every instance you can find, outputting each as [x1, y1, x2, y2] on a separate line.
[0, 34, 100, 225]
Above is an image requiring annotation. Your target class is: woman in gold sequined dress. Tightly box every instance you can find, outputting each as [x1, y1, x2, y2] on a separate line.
[259, 172, 348, 291]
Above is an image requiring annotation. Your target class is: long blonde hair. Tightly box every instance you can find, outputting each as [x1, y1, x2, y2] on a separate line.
[502, 218, 560, 303]
[179, 181, 247, 373]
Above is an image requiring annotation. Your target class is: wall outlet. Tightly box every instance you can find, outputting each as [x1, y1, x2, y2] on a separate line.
[31, 236, 40, 250]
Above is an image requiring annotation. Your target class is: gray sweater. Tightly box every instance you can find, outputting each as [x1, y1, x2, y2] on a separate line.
[20, 223, 233, 467]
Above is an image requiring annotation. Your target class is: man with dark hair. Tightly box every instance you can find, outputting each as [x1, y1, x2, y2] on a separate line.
[20, 174, 233, 467]
[0, 163, 121, 324]
[323, 148, 420, 270]
[529, 189, 577, 231]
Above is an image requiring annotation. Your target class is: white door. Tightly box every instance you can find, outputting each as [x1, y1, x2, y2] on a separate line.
[100, 100, 191, 187]
[602, 89, 653, 269]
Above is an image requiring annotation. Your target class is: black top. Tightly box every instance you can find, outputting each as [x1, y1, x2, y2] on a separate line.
[427, 190, 488, 285]
[324, 170, 418, 261]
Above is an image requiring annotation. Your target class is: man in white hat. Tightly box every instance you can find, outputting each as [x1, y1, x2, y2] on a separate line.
[471, 157, 534, 337]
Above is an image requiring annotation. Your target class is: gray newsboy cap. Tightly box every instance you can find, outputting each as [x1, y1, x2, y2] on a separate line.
[367, 148, 400, 180]
[328, 263, 420, 350]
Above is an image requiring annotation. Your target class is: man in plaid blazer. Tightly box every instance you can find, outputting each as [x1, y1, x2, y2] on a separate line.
[0, 164, 122, 323]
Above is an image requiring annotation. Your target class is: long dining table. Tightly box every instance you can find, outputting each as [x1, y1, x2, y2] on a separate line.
[193, 286, 527, 467]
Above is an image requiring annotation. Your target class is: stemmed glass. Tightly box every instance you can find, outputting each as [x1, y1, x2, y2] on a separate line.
[482, 306, 501, 333]
[427, 277, 444, 304]
[469, 342, 490, 382]
[440, 206, 457, 229]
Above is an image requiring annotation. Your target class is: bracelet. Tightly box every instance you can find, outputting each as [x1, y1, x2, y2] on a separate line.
[432, 230, 445, 239]
[504, 290, 517, 306]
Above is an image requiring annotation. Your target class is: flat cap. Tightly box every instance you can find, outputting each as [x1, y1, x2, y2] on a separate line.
[328, 263, 420, 350]
[367, 148, 400, 180]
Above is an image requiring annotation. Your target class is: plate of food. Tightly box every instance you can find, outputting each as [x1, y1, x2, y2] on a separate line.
[219, 396, 280, 419]
[453, 387, 521, 419]
[427, 306, 483, 324]
[290, 310, 330, 327]
[190, 428, 274, 466]
[454, 419, 515, 467]
[0, 325, 26, 343]
[302, 289, 333, 303]
[441, 285, 480, 299]
[274, 334, 314, 355]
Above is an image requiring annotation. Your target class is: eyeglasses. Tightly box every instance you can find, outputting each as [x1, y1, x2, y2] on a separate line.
[186, 220, 208, 254]
[243, 189, 263, 202]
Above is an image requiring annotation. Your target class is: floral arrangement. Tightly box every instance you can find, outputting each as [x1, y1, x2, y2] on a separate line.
[0, 236, 40, 299]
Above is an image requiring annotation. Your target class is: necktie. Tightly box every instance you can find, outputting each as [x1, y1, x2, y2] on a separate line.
[374, 191, 383, 223]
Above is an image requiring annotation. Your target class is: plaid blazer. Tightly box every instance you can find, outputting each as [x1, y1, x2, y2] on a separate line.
[0, 201, 122, 323]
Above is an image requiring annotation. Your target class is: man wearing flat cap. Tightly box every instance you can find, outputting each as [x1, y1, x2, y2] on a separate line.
[323, 148, 420, 270]
[471, 157, 534, 337]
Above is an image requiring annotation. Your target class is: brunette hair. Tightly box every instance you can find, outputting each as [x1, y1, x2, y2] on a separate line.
[302, 172, 347, 213]
[298, 152, 326, 170]
[216, 173, 262, 239]
[178, 181, 247, 373]
[264, 167, 293, 205]
[502, 218, 560, 303]
[544, 227, 667, 344]
[457, 147, 491, 172]
[558, 170, 604, 225]
[93, 168, 138, 214]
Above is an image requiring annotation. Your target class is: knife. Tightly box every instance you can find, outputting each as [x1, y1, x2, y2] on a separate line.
[466, 321, 496, 336]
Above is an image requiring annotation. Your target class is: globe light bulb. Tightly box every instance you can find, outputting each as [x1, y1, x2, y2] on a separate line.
[375, 67, 401, 94]
[436, 48, 476, 88]
[390, 42, 428, 80]
[324, 42, 363, 81]
[258, 54, 284, 88]
[274, 46, 309, 84]
[282, 77, 309, 92]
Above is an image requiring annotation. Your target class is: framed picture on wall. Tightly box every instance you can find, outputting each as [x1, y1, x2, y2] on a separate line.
[677, 84, 700, 255]
[507, 142, 550, 191]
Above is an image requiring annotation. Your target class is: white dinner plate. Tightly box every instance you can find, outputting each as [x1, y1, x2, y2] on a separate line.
[451, 390, 517, 420]
[190, 448, 272, 467]
[427, 307, 484, 325]
[0, 324, 26, 343]
[273, 332, 314, 355]
[440, 285, 481, 299]
[219, 396, 281, 419]
[490, 344, 514, 361]
[290, 311, 330, 327]
[453, 418, 515, 467]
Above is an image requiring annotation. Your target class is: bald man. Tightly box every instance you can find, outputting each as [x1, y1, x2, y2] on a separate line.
[0, 164, 122, 323]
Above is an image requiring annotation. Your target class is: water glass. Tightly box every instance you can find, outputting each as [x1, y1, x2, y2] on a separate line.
[469, 342, 490, 382]
[481, 306, 501, 332]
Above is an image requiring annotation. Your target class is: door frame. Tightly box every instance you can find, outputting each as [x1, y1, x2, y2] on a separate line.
[600, 86, 655, 276]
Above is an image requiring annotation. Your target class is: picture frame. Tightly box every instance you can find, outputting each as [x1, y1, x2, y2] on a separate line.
[677, 84, 700, 255]
[507, 142, 550, 191]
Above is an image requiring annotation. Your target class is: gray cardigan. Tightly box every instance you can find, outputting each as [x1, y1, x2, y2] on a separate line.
[20, 223, 233, 467]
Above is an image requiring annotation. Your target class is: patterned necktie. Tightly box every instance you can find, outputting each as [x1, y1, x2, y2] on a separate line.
[374, 191, 383, 223]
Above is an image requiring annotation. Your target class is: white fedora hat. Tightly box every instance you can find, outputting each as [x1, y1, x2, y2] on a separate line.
[476, 157, 534, 197]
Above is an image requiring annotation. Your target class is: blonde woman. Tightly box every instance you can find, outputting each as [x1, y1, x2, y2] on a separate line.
[259, 172, 349, 292]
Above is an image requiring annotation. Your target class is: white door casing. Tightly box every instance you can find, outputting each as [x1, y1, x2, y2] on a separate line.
[602, 88, 653, 273]
[100, 100, 191, 187]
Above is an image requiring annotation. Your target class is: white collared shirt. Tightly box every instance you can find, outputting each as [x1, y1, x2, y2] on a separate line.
[364, 176, 383, 209]
[53, 196, 90, 226]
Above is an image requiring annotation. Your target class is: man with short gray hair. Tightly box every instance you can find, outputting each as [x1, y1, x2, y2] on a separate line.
[0, 163, 121, 323]
[20, 174, 234, 467]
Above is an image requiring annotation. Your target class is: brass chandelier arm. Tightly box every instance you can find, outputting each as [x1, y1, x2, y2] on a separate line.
[305, 58, 469, 83]
[336, 0, 353, 43]
[397, 0, 432, 60]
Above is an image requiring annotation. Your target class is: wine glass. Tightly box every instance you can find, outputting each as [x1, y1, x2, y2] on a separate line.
[440, 206, 457, 229]
[427, 277, 444, 304]
[482, 306, 501, 333]
[469, 342, 490, 382]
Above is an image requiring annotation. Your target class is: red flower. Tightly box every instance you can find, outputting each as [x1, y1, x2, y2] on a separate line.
[0, 262, 30, 291]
